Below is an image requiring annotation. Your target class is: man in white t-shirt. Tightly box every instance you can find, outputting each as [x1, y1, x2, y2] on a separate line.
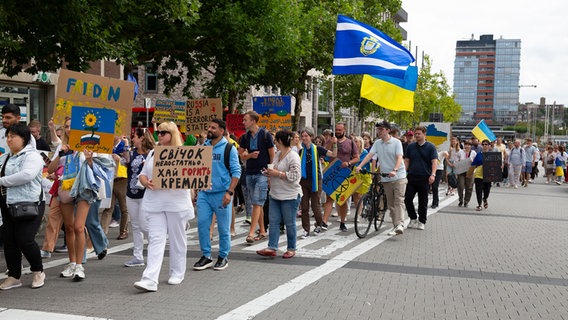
[356, 120, 407, 236]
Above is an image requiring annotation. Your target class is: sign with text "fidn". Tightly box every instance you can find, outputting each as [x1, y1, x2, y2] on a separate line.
[152, 146, 213, 190]
[55, 69, 135, 136]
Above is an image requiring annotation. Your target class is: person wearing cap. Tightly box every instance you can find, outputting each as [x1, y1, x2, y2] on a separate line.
[355, 120, 407, 236]
[402, 130, 414, 155]
[404, 126, 438, 231]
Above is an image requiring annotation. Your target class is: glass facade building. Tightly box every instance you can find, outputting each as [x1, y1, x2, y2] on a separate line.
[453, 35, 521, 124]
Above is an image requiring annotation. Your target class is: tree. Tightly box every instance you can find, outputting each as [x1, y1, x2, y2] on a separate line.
[0, 0, 200, 80]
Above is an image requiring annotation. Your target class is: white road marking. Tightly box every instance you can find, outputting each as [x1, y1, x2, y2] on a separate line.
[216, 195, 457, 320]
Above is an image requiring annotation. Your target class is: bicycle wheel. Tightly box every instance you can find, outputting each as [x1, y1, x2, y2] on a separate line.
[354, 193, 373, 238]
[374, 190, 387, 231]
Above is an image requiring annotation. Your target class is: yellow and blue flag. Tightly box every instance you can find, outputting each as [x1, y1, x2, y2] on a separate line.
[360, 66, 418, 112]
[471, 120, 497, 142]
[332, 15, 415, 78]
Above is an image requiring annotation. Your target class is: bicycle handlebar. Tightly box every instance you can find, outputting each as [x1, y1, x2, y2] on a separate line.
[359, 168, 389, 177]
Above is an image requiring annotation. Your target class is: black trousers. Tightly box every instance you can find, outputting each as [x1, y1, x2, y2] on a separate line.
[431, 170, 444, 207]
[404, 175, 430, 224]
[0, 199, 45, 279]
[474, 178, 492, 206]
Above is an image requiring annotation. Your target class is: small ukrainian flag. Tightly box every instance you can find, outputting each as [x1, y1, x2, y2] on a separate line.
[471, 120, 496, 142]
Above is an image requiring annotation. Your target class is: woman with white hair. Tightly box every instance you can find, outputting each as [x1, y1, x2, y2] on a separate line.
[134, 122, 194, 292]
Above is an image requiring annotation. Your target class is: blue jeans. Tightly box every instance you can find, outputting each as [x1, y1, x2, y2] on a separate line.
[197, 192, 231, 259]
[268, 195, 300, 251]
[85, 200, 109, 255]
[245, 174, 268, 206]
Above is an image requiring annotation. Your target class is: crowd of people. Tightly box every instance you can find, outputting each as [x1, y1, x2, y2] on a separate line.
[0, 105, 566, 292]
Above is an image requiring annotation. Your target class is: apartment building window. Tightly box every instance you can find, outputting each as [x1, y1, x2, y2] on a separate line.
[145, 64, 158, 92]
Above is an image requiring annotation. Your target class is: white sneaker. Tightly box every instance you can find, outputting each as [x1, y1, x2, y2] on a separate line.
[60, 263, 76, 278]
[134, 279, 158, 292]
[387, 227, 397, 236]
[167, 277, 184, 285]
[417, 222, 425, 230]
[394, 223, 404, 235]
[407, 220, 418, 229]
[109, 220, 120, 228]
[73, 265, 85, 281]
[514, 185, 518, 189]
[0, 277, 22, 290]
[32, 271, 46, 289]
[300, 231, 309, 239]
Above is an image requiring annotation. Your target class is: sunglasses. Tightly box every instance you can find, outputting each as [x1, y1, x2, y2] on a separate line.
[482, 143, 489, 146]
[156, 130, 170, 136]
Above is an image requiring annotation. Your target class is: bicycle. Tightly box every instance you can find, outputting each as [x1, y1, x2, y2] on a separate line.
[354, 169, 389, 238]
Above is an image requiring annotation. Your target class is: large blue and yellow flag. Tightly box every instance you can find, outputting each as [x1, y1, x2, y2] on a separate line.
[471, 119, 497, 142]
[332, 15, 415, 78]
[360, 66, 418, 112]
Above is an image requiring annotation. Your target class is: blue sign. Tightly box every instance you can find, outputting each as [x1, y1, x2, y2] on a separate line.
[252, 96, 291, 116]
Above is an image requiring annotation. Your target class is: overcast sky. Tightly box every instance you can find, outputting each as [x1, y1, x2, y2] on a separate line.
[402, 0, 568, 106]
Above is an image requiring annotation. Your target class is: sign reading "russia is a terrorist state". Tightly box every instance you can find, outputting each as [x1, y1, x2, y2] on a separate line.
[152, 146, 213, 190]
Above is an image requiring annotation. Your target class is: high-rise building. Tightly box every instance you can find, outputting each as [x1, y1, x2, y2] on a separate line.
[453, 34, 521, 124]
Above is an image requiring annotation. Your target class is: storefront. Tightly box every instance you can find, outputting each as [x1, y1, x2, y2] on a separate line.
[0, 73, 54, 134]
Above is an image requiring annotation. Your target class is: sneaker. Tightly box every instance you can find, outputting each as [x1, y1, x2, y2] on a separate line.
[244, 217, 252, 225]
[417, 222, 425, 230]
[387, 227, 397, 236]
[109, 220, 120, 228]
[213, 257, 228, 270]
[476, 206, 483, 211]
[394, 223, 404, 235]
[73, 265, 85, 281]
[407, 219, 418, 229]
[134, 279, 158, 292]
[54, 244, 68, 253]
[339, 222, 347, 232]
[300, 231, 309, 239]
[97, 249, 107, 260]
[167, 277, 183, 285]
[40, 250, 51, 259]
[528, 179, 533, 183]
[331, 212, 338, 217]
[0, 277, 22, 290]
[60, 263, 76, 278]
[321, 222, 329, 231]
[31, 271, 46, 289]
[514, 185, 519, 189]
[193, 256, 214, 270]
[464, 202, 468, 208]
[314, 226, 322, 234]
[124, 258, 145, 267]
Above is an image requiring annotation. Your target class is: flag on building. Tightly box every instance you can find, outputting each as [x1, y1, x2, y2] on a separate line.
[360, 65, 418, 112]
[471, 119, 497, 142]
[332, 15, 415, 78]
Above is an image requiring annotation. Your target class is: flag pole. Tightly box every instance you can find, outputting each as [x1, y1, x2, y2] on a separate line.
[331, 76, 336, 133]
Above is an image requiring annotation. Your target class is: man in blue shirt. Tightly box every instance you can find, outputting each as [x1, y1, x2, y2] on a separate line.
[194, 119, 241, 271]
[404, 126, 438, 230]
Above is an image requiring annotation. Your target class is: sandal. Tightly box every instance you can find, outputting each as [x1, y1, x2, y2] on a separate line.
[483, 201, 488, 209]
[245, 235, 255, 244]
[476, 206, 482, 211]
[283, 251, 296, 259]
[254, 234, 267, 241]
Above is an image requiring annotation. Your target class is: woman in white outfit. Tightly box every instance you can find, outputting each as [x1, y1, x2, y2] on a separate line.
[134, 122, 194, 292]
[123, 128, 155, 267]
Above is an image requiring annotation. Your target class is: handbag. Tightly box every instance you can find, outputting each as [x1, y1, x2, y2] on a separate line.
[9, 202, 39, 221]
[447, 172, 458, 188]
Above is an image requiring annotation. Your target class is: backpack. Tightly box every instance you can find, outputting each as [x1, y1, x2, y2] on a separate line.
[224, 143, 236, 177]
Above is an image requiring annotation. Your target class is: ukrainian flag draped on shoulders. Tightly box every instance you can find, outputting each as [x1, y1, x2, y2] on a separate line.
[332, 15, 418, 112]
